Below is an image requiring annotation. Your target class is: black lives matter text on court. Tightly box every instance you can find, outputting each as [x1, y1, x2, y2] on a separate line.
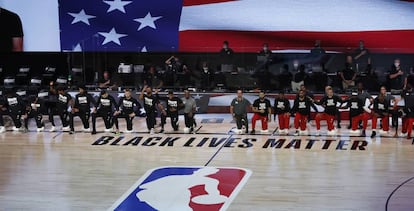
[92, 136, 368, 150]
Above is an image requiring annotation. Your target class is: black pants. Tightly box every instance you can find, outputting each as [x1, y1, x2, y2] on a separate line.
[146, 111, 156, 130]
[24, 110, 43, 129]
[69, 110, 90, 131]
[235, 114, 248, 132]
[113, 112, 134, 131]
[49, 107, 69, 127]
[161, 111, 179, 130]
[0, 109, 23, 128]
[92, 110, 113, 131]
[184, 112, 196, 128]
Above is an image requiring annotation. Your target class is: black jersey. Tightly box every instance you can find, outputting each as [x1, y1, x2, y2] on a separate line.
[318, 95, 342, 115]
[292, 96, 313, 115]
[253, 98, 272, 116]
[74, 92, 95, 111]
[166, 97, 183, 113]
[143, 94, 159, 113]
[118, 97, 140, 114]
[56, 93, 72, 110]
[344, 96, 364, 117]
[96, 95, 118, 112]
[274, 98, 290, 114]
[5, 94, 25, 112]
[373, 97, 390, 116]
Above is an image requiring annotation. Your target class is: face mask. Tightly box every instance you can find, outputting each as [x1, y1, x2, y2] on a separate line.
[263, 47, 268, 51]
[293, 63, 299, 69]
[223, 45, 228, 49]
[395, 63, 400, 67]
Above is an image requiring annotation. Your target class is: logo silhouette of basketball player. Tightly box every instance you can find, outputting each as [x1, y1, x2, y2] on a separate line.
[136, 167, 228, 211]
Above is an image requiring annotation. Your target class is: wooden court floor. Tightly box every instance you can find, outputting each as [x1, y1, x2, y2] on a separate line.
[0, 114, 413, 211]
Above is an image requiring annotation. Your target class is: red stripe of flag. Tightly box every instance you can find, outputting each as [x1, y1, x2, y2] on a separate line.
[183, 0, 237, 6]
[179, 30, 414, 53]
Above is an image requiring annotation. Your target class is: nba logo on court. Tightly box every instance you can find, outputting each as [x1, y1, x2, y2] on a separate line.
[109, 166, 252, 211]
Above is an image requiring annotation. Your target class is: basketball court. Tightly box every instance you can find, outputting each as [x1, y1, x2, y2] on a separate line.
[0, 114, 413, 210]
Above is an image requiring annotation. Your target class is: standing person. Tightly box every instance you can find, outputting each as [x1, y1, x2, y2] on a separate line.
[315, 87, 342, 136]
[113, 89, 140, 133]
[0, 7, 24, 52]
[181, 90, 197, 133]
[23, 95, 44, 132]
[0, 89, 26, 132]
[230, 90, 251, 134]
[353, 40, 371, 73]
[159, 91, 184, 133]
[342, 92, 365, 136]
[69, 85, 95, 134]
[273, 90, 291, 135]
[98, 70, 118, 90]
[139, 86, 163, 134]
[92, 90, 118, 134]
[339, 55, 357, 90]
[388, 58, 405, 91]
[251, 91, 272, 134]
[291, 89, 316, 136]
[49, 86, 72, 132]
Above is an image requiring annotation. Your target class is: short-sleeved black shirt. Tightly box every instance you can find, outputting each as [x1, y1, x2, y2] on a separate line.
[0, 8, 23, 52]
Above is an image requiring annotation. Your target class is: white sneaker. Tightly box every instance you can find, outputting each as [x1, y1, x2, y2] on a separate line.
[36, 127, 45, 132]
[327, 130, 336, 136]
[261, 129, 269, 133]
[284, 129, 289, 135]
[349, 129, 360, 134]
[125, 129, 133, 133]
[0, 126, 5, 133]
[49, 126, 56, 132]
[62, 126, 70, 132]
[399, 132, 407, 137]
[104, 128, 112, 133]
[150, 128, 155, 135]
[299, 130, 308, 135]
[315, 130, 320, 136]
[82, 128, 91, 132]
[12, 126, 20, 131]
[379, 129, 388, 135]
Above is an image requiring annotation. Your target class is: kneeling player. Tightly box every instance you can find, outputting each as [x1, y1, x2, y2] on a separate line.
[92, 90, 118, 134]
[251, 91, 271, 134]
[274, 91, 291, 135]
[23, 95, 45, 132]
[113, 89, 140, 133]
[291, 89, 315, 136]
[69, 85, 95, 134]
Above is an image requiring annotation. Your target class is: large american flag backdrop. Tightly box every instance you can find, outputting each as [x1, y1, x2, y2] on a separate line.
[8, 0, 414, 52]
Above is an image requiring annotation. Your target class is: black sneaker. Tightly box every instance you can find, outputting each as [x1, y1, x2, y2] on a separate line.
[91, 130, 97, 135]
[250, 130, 255, 134]
[69, 130, 74, 135]
[337, 124, 341, 129]
[159, 129, 164, 133]
[371, 131, 376, 138]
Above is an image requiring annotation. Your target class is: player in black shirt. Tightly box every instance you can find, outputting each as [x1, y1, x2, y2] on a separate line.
[0, 7, 23, 52]
[274, 90, 291, 135]
[158, 91, 184, 133]
[113, 89, 140, 133]
[49, 86, 72, 132]
[69, 85, 95, 134]
[92, 90, 118, 134]
[291, 89, 316, 135]
[251, 91, 272, 134]
[23, 95, 45, 132]
[315, 87, 342, 136]
[139, 86, 163, 134]
[363, 93, 390, 137]
[0, 89, 26, 131]
[341, 92, 365, 136]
